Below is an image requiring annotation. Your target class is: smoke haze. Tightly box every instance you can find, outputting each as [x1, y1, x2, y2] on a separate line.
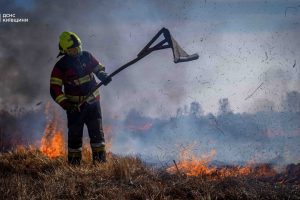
[0, 0, 299, 165]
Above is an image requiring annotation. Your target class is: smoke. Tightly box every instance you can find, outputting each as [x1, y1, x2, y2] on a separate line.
[111, 95, 300, 166]
[0, 0, 198, 118]
[0, 106, 46, 150]
[0, 0, 122, 106]
[0, 0, 300, 166]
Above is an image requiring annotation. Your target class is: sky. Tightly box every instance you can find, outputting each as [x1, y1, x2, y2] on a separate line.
[0, 0, 299, 118]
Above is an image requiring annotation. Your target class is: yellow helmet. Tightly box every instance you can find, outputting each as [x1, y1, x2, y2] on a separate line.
[57, 31, 82, 57]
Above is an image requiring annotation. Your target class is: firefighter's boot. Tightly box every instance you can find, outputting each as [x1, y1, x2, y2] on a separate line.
[68, 149, 82, 165]
[92, 143, 106, 163]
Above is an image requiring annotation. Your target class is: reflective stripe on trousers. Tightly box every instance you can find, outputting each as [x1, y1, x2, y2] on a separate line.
[68, 147, 82, 158]
[91, 142, 105, 153]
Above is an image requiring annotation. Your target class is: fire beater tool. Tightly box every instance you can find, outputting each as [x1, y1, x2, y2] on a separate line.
[78, 27, 199, 110]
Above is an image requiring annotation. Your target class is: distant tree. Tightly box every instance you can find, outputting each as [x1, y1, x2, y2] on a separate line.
[218, 98, 232, 115]
[283, 91, 300, 112]
[176, 108, 183, 117]
[252, 99, 275, 112]
[183, 105, 189, 115]
[189, 101, 203, 117]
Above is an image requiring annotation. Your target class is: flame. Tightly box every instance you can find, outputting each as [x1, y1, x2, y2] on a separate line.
[39, 103, 115, 158]
[126, 123, 153, 132]
[217, 166, 252, 178]
[40, 102, 65, 158]
[104, 125, 113, 151]
[168, 148, 217, 176]
[40, 131, 65, 158]
[167, 145, 275, 178]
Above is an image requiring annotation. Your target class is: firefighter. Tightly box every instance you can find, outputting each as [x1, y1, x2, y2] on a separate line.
[50, 31, 111, 165]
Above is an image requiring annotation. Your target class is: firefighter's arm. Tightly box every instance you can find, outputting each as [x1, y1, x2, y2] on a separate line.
[50, 65, 68, 108]
[90, 54, 112, 86]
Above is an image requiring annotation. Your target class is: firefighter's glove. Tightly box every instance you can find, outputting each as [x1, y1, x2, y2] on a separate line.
[63, 101, 79, 113]
[97, 71, 112, 86]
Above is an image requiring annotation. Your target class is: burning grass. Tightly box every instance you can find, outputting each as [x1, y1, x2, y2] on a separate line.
[0, 148, 299, 200]
[1, 104, 300, 199]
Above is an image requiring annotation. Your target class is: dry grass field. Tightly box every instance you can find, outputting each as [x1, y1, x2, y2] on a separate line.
[1, 147, 299, 200]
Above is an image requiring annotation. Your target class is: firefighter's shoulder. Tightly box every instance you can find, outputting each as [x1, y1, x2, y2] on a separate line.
[80, 50, 98, 63]
[54, 55, 70, 71]
[81, 50, 93, 58]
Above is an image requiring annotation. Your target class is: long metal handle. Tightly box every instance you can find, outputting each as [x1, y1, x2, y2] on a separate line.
[78, 51, 151, 108]
[78, 27, 198, 109]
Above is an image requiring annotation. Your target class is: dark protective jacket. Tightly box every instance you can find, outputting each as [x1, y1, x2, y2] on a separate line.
[50, 51, 105, 108]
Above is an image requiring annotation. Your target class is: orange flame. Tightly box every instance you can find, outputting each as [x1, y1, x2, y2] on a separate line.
[39, 102, 114, 158]
[40, 102, 65, 158]
[166, 145, 272, 178]
[40, 131, 65, 158]
[168, 148, 217, 176]
[104, 125, 113, 151]
[126, 123, 153, 132]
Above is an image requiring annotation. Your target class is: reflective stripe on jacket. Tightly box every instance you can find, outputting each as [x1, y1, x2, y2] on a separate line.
[50, 51, 105, 107]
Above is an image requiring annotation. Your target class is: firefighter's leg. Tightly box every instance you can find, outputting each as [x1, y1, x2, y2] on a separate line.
[67, 111, 84, 165]
[85, 101, 106, 163]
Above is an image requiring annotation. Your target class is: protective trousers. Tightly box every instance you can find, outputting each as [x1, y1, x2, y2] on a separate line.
[67, 101, 106, 165]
